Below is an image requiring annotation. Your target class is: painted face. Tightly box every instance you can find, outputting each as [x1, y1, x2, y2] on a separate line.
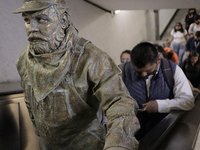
[22, 6, 65, 54]
[190, 56, 199, 65]
[121, 53, 131, 63]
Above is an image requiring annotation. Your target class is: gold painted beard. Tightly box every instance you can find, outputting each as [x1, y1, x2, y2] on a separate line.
[29, 24, 65, 55]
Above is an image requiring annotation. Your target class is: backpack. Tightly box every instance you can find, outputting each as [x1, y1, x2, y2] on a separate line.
[161, 58, 174, 99]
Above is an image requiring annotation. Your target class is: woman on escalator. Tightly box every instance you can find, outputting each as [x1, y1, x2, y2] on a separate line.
[188, 14, 200, 37]
[182, 51, 200, 91]
[185, 8, 197, 32]
[163, 22, 187, 67]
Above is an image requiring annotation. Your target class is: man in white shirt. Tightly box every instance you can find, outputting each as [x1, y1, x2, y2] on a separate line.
[123, 42, 194, 140]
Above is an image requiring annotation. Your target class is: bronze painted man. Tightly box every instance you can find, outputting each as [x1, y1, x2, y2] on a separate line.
[13, 0, 139, 149]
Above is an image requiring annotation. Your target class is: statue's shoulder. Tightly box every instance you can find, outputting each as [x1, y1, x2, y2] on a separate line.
[83, 42, 109, 60]
[83, 42, 119, 71]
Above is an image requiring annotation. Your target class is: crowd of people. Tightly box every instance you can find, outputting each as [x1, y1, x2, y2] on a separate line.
[163, 9, 200, 67]
[163, 8, 200, 90]
[117, 9, 200, 140]
[119, 42, 195, 141]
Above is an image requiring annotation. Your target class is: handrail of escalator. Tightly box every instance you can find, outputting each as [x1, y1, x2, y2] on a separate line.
[139, 110, 185, 150]
[139, 93, 199, 150]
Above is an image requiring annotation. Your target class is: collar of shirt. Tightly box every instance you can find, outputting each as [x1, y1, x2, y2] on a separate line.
[146, 64, 160, 97]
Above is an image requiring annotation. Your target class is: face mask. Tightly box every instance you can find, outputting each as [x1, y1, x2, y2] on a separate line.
[189, 12, 194, 15]
[196, 21, 200, 25]
[138, 70, 157, 80]
[122, 60, 127, 63]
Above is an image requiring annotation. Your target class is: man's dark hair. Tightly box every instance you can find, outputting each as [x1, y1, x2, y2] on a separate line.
[195, 31, 200, 37]
[120, 50, 131, 61]
[166, 51, 174, 60]
[131, 42, 158, 68]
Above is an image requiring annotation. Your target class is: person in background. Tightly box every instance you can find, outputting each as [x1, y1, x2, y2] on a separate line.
[156, 45, 179, 64]
[186, 31, 200, 56]
[152, 44, 199, 95]
[120, 50, 131, 63]
[123, 42, 194, 140]
[185, 8, 197, 32]
[164, 47, 179, 64]
[156, 45, 198, 94]
[118, 50, 131, 71]
[182, 51, 200, 89]
[188, 14, 200, 37]
[154, 44, 178, 64]
[163, 47, 200, 94]
[163, 22, 187, 67]
[154, 44, 167, 58]
[162, 47, 200, 94]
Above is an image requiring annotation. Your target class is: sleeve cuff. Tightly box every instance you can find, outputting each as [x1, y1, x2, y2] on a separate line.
[156, 100, 171, 113]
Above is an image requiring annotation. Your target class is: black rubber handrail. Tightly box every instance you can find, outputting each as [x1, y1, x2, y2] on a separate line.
[139, 110, 185, 150]
[139, 93, 199, 150]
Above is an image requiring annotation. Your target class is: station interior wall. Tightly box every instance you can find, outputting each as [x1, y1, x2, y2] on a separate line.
[0, 0, 176, 83]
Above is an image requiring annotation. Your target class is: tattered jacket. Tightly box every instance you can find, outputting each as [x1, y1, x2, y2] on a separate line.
[16, 32, 140, 150]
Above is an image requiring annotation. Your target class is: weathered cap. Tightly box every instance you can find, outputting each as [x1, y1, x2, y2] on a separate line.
[13, 0, 67, 14]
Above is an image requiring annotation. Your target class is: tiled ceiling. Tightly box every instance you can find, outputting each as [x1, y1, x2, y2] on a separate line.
[84, 0, 200, 11]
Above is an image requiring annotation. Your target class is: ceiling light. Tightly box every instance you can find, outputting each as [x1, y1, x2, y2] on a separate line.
[114, 10, 121, 14]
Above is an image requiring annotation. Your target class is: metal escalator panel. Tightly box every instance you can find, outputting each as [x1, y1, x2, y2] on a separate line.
[0, 93, 40, 150]
[0, 103, 20, 150]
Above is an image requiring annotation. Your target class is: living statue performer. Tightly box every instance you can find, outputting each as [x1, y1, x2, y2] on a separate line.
[13, 0, 140, 149]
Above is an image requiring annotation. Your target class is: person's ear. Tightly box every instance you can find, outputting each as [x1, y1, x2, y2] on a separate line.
[157, 55, 162, 64]
[60, 14, 68, 29]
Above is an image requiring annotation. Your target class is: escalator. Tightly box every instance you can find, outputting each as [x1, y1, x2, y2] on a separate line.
[0, 82, 40, 150]
[1, 82, 200, 150]
[139, 93, 200, 150]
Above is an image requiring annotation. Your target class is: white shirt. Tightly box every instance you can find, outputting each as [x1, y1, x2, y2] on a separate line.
[171, 29, 187, 44]
[146, 64, 194, 113]
[188, 23, 200, 36]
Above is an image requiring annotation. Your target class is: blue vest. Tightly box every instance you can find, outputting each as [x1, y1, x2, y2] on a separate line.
[124, 59, 176, 108]
[123, 59, 176, 140]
